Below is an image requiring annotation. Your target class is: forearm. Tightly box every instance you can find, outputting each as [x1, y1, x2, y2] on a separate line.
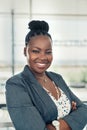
[59, 119, 71, 130]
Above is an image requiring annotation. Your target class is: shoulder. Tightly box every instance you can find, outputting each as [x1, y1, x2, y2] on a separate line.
[6, 73, 22, 84]
[5, 72, 26, 91]
[47, 71, 70, 91]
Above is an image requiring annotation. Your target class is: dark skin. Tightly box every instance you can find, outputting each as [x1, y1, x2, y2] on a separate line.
[24, 35, 77, 130]
[24, 35, 53, 76]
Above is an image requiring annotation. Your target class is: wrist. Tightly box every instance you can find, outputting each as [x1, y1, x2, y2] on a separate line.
[52, 120, 60, 130]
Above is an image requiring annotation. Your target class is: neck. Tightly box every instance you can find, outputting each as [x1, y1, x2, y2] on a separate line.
[35, 73, 45, 78]
[34, 72, 47, 83]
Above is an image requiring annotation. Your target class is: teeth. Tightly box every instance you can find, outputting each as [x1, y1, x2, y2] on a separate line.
[37, 63, 46, 66]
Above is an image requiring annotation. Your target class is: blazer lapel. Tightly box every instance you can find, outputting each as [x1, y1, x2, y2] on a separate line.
[22, 65, 58, 123]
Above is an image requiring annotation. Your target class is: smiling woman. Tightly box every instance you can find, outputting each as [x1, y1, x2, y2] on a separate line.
[5, 20, 87, 130]
[24, 35, 53, 75]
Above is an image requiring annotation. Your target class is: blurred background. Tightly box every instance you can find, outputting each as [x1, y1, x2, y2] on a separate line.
[0, 0, 87, 129]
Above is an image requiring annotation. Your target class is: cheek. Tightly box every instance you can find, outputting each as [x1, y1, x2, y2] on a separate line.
[49, 55, 53, 62]
[28, 54, 36, 63]
[26, 50, 32, 60]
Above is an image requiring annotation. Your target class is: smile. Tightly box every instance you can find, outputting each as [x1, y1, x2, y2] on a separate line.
[36, 63, 47, 67]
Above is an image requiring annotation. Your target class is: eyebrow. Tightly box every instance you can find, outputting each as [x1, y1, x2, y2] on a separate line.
[31, 47, 52, 50]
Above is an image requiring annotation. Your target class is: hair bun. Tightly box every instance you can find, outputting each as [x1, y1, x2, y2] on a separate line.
[28, 20, 49, 32]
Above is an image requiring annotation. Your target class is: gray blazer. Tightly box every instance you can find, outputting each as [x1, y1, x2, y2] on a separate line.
[6, 65, 87, 130]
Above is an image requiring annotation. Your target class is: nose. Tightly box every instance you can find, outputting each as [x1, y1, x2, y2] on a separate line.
[39, 52, 47, 60]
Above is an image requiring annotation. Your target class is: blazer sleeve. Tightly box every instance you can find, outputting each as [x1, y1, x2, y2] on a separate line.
[5, 76, 48, 130]
[61, 77, 87, 130]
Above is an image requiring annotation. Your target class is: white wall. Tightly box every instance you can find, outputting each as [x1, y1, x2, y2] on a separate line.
[32, 0, 87, 14]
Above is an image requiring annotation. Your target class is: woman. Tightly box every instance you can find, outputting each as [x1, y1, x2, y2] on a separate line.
[6, 20, 87, 130]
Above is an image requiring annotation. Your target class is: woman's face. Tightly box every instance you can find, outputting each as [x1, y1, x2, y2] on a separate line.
[24, 35, 53, 75]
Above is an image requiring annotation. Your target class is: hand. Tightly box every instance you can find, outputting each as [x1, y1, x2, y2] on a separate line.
[71, 101, 77, 110]
[59, 119, 71, 130]
[46, 124, 56, 130]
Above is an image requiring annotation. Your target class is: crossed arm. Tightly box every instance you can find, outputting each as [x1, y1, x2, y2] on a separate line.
[46, 101, 77, 130]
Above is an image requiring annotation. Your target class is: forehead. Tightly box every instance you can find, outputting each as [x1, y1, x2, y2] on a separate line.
[29, 35, 52, 48]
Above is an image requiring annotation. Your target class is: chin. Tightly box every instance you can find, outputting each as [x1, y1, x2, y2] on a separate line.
[35, 68, 46, 74]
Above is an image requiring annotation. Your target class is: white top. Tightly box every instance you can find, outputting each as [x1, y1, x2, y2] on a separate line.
[44, 83, 71, 119]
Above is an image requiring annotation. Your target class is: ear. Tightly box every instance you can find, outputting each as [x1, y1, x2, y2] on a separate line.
[24, 47, 27, 56]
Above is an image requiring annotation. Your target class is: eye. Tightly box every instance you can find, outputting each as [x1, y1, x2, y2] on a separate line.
[46, 50, 52, 54]
[32, 50, 40, 53]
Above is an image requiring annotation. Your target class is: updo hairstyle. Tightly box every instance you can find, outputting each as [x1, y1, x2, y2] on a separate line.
[25, 20, 52, 46]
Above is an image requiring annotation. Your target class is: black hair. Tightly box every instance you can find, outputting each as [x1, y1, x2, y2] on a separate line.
[25, 20, 52, 46]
